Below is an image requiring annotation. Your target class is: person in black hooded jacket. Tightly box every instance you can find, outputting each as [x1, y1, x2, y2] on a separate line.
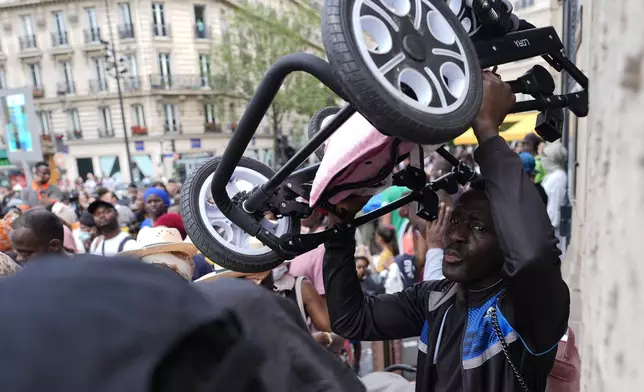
[323, 72, 570, 392]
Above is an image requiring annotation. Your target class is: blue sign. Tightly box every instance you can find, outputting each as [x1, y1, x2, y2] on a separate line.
[190, 138, 201, 149]
[135, 141, 144, 151]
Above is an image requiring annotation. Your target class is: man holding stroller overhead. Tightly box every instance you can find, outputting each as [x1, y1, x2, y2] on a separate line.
[323, 72, 569, 392]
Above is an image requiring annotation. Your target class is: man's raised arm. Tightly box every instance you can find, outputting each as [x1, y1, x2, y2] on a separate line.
[473, 72, 570, 354]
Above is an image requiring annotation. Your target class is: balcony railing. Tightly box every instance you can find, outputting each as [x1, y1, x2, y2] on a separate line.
[67, 130, 83, 140]
[149, 74, 209, 90]
[51, 31, 69, 46]
[32, 86, 44, 98]
[194, 23, 211, 39]
[152, 23, 171, 37]
[118, 24, 135, 39]
[84, 28, 102, 44]
[57, 81, 76, 95]
[89, 79, 109, 93]
[131, 125, 148, 136]
[204, 122, 221, 133]
[98, 128, 115, 138]
[19, 35, 37, 50]
[122, 76, 142, 92]
[163, 124, 182, 134]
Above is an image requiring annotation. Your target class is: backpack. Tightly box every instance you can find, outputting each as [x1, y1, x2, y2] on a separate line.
[393, 254, 418, 289]
[273, 274, 307, 325]
[491, 307, 580, 392]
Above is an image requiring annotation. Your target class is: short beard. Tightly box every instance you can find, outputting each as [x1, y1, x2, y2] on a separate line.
[98, 220, 120, 233]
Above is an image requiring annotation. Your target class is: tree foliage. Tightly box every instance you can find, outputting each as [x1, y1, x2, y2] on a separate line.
[212, 2, 332, 142]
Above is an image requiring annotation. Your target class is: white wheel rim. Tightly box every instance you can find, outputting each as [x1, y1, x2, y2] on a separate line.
[197, 166, 292, 256]
[351, 0, 472, 116]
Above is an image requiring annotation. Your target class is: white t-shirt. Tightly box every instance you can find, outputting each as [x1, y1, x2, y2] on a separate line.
[90, 232, 137, 256]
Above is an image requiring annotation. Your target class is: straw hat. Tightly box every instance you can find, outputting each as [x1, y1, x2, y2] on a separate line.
[121, 227, 198, 258]
[195, 269, 271, 285]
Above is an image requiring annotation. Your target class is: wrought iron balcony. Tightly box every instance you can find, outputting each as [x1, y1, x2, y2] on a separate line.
[89, 79, 109, 93]
[98, 128, 115, 138]
[152, 23, 171, 37]
[57, 81, 76, 95]
[204, 122, 221, 133]
[149, 74, 208, 90]
[131, 125, 148, 136]
[163, 123, 182, 134]
[84, 28, 102, 44]
[122, 76, 142, 92]
[51, 31, 69, 46]
[118, 24, 135, 39]
[19, 35, 37, 50]
[67, 130, 83, 140]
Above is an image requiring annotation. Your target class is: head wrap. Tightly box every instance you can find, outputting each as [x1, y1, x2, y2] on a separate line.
[143, 188, 170, 207]
[518, 152, 536, 175]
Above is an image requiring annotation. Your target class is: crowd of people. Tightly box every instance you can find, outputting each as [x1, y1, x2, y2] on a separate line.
[0, 73, 576, 392]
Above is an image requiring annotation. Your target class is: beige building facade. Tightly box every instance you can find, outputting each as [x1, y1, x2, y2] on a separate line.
[0, 0, 321, 183]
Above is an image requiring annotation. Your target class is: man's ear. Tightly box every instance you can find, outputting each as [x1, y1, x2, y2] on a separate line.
[49, 239, 62, 252]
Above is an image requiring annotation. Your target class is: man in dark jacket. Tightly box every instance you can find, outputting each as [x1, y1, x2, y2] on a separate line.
[323, 72, 570, 392]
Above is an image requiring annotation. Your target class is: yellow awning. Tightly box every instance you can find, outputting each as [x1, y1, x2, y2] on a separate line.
[452, 112, 539, 145]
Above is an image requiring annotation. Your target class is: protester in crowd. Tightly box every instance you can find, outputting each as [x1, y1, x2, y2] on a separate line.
[97, 187, 136, 228]
[198, 267, 346, 356]
[73, 211, 96, 253]
[0, 204, 28, 253]
[121, 227, 197, 281]
[323, 72, 569, 392]
[288, 209, 328, 297]
[140, 188, 170, 229]
[519, 151, 548, 205]
[0, 255, 364, 392]
[127, 183, 139, 201]
[520, 133, 546, 184]
[271, 263, 331, 332]
[84, 173, 97, 193]
[88, 200, 136, 256]
[355, 254, 384, 297]
[21, 161, 62, 207]
[50, 201, 79, 253]
[541, 141, 568, 250]
[374, 225, 398, 273]
[10, 209, 67, 264]
[153, 213, 213, 280]
[166, 178, 181, 204]
[152, 181, 168, 193]
[0, 251, 20, 276]
[378, 185, 410, 249]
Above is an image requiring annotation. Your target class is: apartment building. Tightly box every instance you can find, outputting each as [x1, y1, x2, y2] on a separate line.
[0, 0, 322, 182]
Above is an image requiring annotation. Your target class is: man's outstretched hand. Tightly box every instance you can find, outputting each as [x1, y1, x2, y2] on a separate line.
[472, 71, 516, 144]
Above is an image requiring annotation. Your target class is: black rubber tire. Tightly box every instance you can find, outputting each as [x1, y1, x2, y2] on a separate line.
[322, 0, 483, 145]
[181, 156, 300, 273]
[307, 106, 341, 160]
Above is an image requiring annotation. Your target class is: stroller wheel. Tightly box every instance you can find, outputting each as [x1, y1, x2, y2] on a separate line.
[181, 156, 300, 273]
[444, 0, 482, 38]
[322, 0, 482, 144]
[307, 106, 341, 161]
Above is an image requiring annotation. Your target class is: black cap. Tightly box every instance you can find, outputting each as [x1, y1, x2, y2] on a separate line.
[87, 200, 116, 215]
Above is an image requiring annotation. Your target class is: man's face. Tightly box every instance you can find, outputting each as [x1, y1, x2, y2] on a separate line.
[10, 227, 61, 264]
[128, 187, 138, 197]
[442, 191, 503, 285]
[93, 205, 118, 231]
[355, 259, 368, 280]
[167, 182, 180, 196]
[35, 166, 51, 185]
[146, 195, 166, 218]
[99, 192, 115, 204]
